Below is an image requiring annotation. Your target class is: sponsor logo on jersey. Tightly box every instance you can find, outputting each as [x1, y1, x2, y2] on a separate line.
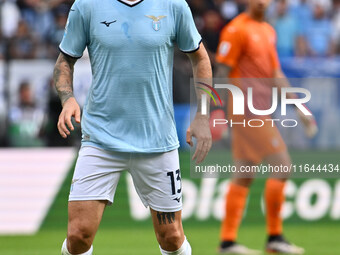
[100, 20, 117, 27]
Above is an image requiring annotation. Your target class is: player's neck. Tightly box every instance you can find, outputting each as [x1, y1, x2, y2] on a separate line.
[247, 10, 266, 22]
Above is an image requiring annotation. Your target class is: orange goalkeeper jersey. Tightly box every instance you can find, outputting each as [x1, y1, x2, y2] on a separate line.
[216, 13, 280, 79]
[216, 13, 281, 119]
[216, 13, 286, 164]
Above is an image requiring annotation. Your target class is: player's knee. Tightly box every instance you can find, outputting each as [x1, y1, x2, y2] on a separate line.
[158, 230, 183, 251]
[67, 226, 93, 251]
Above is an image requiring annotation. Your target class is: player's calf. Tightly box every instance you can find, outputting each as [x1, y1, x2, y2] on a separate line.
[64, 201, 106, 255]
[156, 227, 184, 251]
[151, 209, 191, 254]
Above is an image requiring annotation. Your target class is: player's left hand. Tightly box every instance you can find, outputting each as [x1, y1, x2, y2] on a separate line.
[297, 110, 318, 138]
[186, 114, 212, 164]
[57, 97, 81, 138]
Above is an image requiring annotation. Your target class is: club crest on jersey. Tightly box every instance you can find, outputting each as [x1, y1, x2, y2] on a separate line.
[145, 15, 166, 31]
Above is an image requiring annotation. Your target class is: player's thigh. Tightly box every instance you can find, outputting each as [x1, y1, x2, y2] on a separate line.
[129, 149, 182, 213]
[232, 122, 286, 165]
[264, 150, 292, 180]
[70, 145, 127, 205]
[231, 160, 257, 187]
[150, 208, 185, 250]
[68, 200, 107, 242]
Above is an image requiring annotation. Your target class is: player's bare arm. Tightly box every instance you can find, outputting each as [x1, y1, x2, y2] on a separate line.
[186, 43, 213, 164]
[53, 52, 81, 138]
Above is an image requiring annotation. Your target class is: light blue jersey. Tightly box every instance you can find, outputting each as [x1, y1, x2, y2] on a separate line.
[60, 0, 201, 152]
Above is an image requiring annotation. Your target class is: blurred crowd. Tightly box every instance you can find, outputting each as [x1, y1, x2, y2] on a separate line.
[0, 0, 340, 59]
[0, 0, 73, 59]
[0, 0, 339, 60]
[189, 0, 340, 57]
[1, 0, 340, 147]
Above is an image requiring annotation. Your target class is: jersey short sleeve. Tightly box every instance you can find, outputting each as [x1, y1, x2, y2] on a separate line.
[174, 0, 202, 52]
[269, 29, 281, 70]
[59, 1, 88, 58]
[216, 25, 243, 68]
[271, 44, 280, 70]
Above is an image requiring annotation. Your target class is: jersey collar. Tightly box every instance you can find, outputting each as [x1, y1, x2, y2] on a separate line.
[117, 0, 144, 7]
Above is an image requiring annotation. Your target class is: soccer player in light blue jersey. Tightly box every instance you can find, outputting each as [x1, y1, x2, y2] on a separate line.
[53, 0, 212, 254]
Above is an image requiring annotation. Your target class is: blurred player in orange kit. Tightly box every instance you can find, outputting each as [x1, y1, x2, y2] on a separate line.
[215, 0, 318, 254]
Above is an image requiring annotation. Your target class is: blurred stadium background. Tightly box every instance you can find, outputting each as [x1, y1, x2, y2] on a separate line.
[0, 0, 340, 254]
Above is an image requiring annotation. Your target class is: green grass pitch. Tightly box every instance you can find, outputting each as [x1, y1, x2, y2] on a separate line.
[0, 150, 339, 254]
[1, 223, 339, 254]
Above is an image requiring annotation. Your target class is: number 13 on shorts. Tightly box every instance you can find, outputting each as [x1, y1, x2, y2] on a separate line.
[167, 169, 182, 198]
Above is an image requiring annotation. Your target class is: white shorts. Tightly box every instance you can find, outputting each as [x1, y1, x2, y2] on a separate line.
[69, 145, 182, 212]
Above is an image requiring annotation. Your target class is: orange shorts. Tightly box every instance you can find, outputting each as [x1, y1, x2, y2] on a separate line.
[232, 120, 287, 165]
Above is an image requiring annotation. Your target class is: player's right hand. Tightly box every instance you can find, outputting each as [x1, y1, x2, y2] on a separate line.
[57, 97, 81, 138]
[297, 110, 318, 138]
